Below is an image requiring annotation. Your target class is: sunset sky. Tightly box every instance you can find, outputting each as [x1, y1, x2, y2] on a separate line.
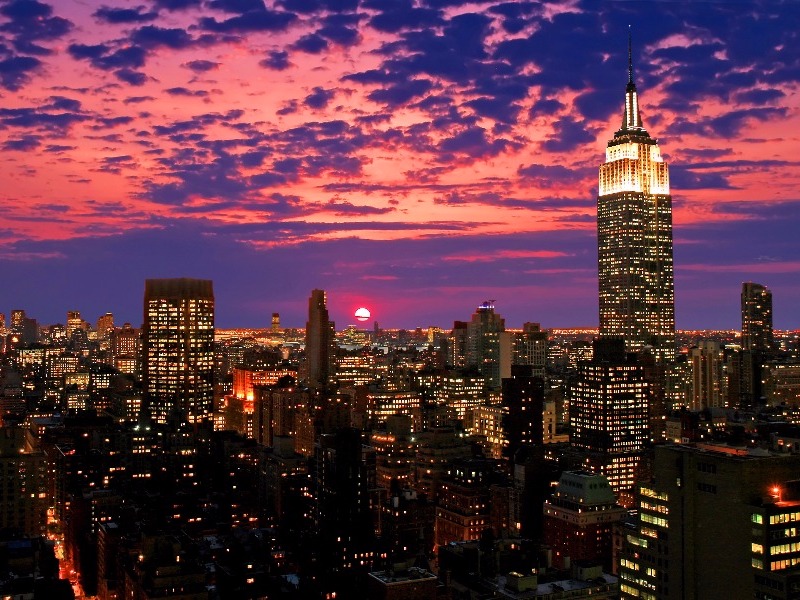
[1, 0, 799, 330]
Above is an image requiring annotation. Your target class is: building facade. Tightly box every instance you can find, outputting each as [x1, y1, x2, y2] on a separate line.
[742, 282, 774, 353]
[597, 43, 675, 363]
[543, 471, 625, 570]
[142, 278, 215, 424]
[619, 443, 800, 600]
[570, 338, 648, 498]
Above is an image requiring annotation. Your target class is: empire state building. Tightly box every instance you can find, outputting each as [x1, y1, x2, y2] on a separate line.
[597, 43, 675, 363]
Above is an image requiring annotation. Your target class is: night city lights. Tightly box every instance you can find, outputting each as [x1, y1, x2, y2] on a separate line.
[1, 1, 800, 599]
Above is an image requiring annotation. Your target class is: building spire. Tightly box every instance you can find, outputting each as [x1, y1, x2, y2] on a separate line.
[620, 27, 644, 133]
[628, 26, 633, 85]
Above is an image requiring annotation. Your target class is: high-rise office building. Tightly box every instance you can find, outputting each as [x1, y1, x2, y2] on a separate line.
[742, 282, 773, 352]
[10, 309, 38, 344]
[598, 40, 675, 363]
[315, 428, 376, 592]
[570, 338, 648, 499]
[66, 310, 85, 338]
[10, 309, 25, 331]
[687, 340, 724, 410]
[512, 322, 548, 378]
[619, 443, 800, 600]
[741, 282, 774, 406]
[501, 364, 545, 459]
[462, 301, 511, 388]
[142, 278, 214, 424]
[305, 289, 336, 388]
[96, 312, 114, 342]
[0, 427, 48, 536]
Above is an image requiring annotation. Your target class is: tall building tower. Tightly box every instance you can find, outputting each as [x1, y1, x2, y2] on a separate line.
[465, 301, 511, 388]
[315, 428, 376, 592]
[570, 338, 648, 500]
[598, 38, 675, 363]
[66, 310, 85, 338]
[501, 365, 545, 459]
[688, 340, 724, 410]
[305, 289, 336, 388]
[740, 282, 774, 406]
[142, 278, 214, 424]
[0, 427, 48, 536]
[10, 309, 25, 331]
[512, 322, 548, 378]
[543, 471, 625, 570]
[96, 312, 114, 342]
[742, 282, 773, 352]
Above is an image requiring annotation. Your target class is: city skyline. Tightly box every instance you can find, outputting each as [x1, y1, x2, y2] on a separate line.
[2, 1, 799, 330]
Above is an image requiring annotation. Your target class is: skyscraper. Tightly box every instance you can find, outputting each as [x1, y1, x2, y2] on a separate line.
[464, 301, 510, 388]
[142, 278, 214, 424]
[96, 312, 114, 342]
[305, 289, 336, 388]
[741, 282, 774, 405]
[66, 310, 84, 338]
[501, 364, 545, 459]
[687, 340, 724, 410]
[598, 38, 675, 363]
[570, 338, 648, 500]
[742, 282, 774, 352]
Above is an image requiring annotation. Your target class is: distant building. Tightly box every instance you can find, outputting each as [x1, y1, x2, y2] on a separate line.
[742, 282, 774, 353]
[764, 363, 800, 406]
[96, 312, 114, 343]
[741, 282, 775, 406]
[687, 340, 724, 410]
[305, 289, 336, 388]
[501, 365, 545, 458]
[466, 301, 510, 388]
[512, 322, 548, 377]
[449, 302, 510, 388]
[111, 322, 139, 375]
[142, 278, 214, 424]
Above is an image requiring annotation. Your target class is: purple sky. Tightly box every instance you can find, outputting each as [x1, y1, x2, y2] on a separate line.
[1, 0, 799, 330]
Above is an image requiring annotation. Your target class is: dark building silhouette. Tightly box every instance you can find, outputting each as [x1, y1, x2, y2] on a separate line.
[305, 289, 336, 388]
[741, 282, 774, 405]
[315, 428, 377, 595]
[501, 364, 545, 459]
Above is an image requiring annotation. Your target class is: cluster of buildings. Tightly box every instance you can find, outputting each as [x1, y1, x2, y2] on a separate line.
[1, 47, 800, 600]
